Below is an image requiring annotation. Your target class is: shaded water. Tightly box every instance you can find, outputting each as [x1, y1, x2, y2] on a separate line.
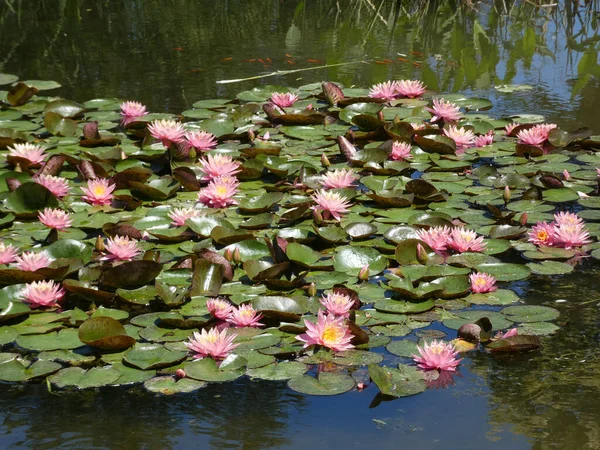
[1, 1, 600, 448]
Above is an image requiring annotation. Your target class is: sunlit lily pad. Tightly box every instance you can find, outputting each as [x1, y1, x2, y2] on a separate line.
[287, 372, 355, 396]
[501, 305, 560, 323]
[144, 376, 206, 394]
[368, 364, 426, 397]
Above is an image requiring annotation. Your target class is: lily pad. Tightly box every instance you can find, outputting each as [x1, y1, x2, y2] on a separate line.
[287, 372, 355, 396]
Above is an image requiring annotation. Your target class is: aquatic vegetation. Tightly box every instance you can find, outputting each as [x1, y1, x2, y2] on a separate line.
[185, 328, 239, 360]
[269, 92, 299, 108]
[8, 142, 46, 164]
[395, 79, 426, 98]
[0, 74, 593, 398]
[296, 310, 354, 352]
[412, 340, 461, 372]
[120, 100, 148, 118]
[368, 81, 397, 100]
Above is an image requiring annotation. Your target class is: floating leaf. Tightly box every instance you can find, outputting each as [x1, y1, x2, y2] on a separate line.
[287, 372, 355, 396]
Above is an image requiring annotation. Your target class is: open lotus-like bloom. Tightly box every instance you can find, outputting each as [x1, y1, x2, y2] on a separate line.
[148, 119, 186, 147]
[38, 208, 72, 230]
[469, 272, 498, 293]
[553, 211, 584, 227]
[207, 298, 235, 320]
[319, 292, 354, 317]
[34, 174, 70, 198]
[368, 81, 397, 100]
[22, 280, 66, 309]
[104, 235, 142, 261]
[494, 328, 518, 340]
[320, 169, 359, 189]
[311, 190, 352, 221]
[8, 143, 47, 164]
[474, 131, 494, 147]
[504, 123, 518, 135]
[426, 98, 462, 123]
[516, 123, 557, 146]
[395, 79, 426, 98]
[185, 327, 239, 360]
[389, 141, 413, 161]
[448, 227, 486, 253]
[412, 339, 461, 371]
[443, 125, 475, 149]
[120, 101, 148, 118]
[553, 223, 591, 249]
[168, 207, 202, 227]
[528, 221, 556, 246]
[269, 92, 299, 108]
[296, 310, 354, 352]
[417, 225, 452, 254]
[227, 304, 264, 328]
[198, 154, 241, 181]
[81, 178, 116, 206]
[197, 176, 239, 208]
[14, 251, 52, 271]
[185, 130, 218, 152]
[0, 242, 18, 264]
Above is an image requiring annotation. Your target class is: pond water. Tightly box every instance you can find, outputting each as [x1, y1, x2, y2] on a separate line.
[1, 1, 600, 449]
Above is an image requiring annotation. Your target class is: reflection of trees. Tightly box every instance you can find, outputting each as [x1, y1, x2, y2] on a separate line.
[0, 0, 597, 128]
[0, 378, 305, 449]
[469, 268, 600, 449]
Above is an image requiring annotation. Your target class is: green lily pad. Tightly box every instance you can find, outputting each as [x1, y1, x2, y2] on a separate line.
[333, 246, 387, 275]
[332, 349, 384, 366]
[78, 317, 136, 350]
[48, 366, 121, 389]
[386, 339, 419, 358]
[0, 359, 62, 382]
[124, 343, 187, 370]
[16, 329, 84, 351]
[144, 376, 206, 394]
[287, 372, 355, 396]
[501, 305, 560, 323]
[474, 262, 531, 281]
[368, 364, 427, 397]
[246, 361, 308, 380]
[184, 357, 245, 382]
[526, 261, 574, 275]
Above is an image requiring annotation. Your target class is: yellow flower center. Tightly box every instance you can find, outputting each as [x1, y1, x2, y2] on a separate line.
[321, 324, 343, 344]
[240, 309, 253, 318]
[474, 278, 487, 287]
[93, 186, 106, 196]
[215, 186, 228, 196]
[205, 333, 218, 343]
[536, 230, 548, 241]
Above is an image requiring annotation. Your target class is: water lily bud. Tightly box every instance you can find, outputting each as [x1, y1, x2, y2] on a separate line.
[14, 163, 22, 173]
[224, 248, 233, 262]
[377, 111, 384, 121]
[175, 369, 186, 379]
[321, 153, 330, 168]
[520, 212, 528, 225]
[233, 247, 242, 265]
[312, 208, 323, 225]
[322, 81, 344, 106]
[358, 264, 370, 281]
[247, 129, 255, 141]
[503, 186, 510, 203]
[416, 243, 429, 264]
[563, 169, 570, 181]
[95, 235, 105, 253]
[83, 121, 100, 140]
[6, 177, 21, 192]
[306, 104, 313, 111]
[307, 282, 317, 297]
[188, 147, 197, 161]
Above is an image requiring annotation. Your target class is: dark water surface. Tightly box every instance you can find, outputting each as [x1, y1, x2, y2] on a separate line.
[1, 1, 600, 449]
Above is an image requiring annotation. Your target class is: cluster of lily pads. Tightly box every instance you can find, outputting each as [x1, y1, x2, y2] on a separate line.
[0, 72, 596, 397]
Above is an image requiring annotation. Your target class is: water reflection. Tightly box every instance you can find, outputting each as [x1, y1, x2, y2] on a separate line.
[0, 0, 598, 129]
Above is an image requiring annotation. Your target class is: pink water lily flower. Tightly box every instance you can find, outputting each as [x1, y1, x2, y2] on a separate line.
[148, 119, 186, 147]
[198, 154, 241, 182]
[516, 123, 557, 146]
[389, 141, 413, 161]
[104, 235, 142, 261]
[319, 292, 354, 317]
[443, 125, 475, 149]
[8, 143, 47, 164]
[227, 304, 264, 328]
[553, 211, 584, 227]
[412, 339, 461, 371]
[474, 131, 494, 147]
[320, 169, 359, 189]
[494, 328, 518, 340]
[207, 298, 235, 320]
[38, 208, 72, 230]
[553, 224, 591, 249]
[81, 178, 116, 206]
[14, 252, 52, 271]
[395, 79, 426, 98]
[311, 190, 352, 221]
[168, 207, 202, 227]
[426, 98, 462, 123]
[469, 272, 498, 293]
[34, 175, 70, 198]
[185, 327, 239, 360]
[368, 81, 397, 100]
[504, 123, 518, 135]
[22, 280, 66, 309]
[448, 227, 486, 252]
[120, 101, 148, 118]
[269, 92, 299, 108]
[0, 242, 18, 264]
[197, 176, 239, 208]
[528, 221, 556, 247]
[296, 310, 354, 352]
[417, 225, 452, 254]
[185, 130, 218, 152]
